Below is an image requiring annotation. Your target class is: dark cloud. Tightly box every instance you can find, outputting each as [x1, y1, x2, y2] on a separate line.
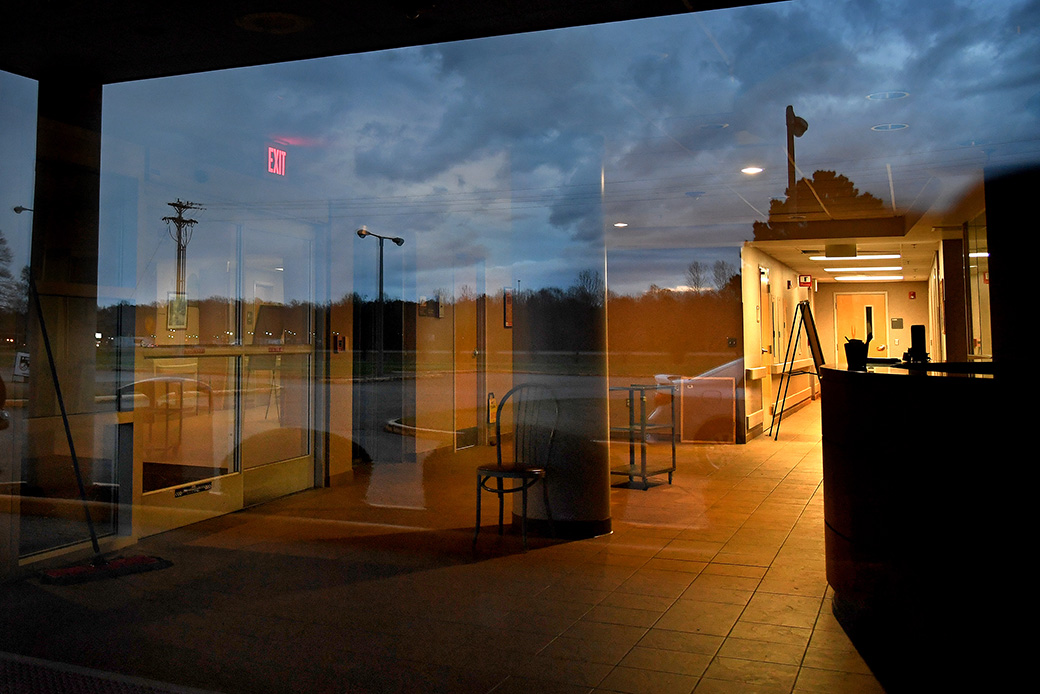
[9, 0, 1033, 299]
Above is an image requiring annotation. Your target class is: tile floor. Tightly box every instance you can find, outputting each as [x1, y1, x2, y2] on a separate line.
[1, 399, 887, 693]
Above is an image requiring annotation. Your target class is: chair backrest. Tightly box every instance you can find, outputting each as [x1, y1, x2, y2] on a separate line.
[496, 384, 559, 469]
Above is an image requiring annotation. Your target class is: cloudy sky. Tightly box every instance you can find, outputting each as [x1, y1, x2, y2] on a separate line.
[3, 0, 1039, 302]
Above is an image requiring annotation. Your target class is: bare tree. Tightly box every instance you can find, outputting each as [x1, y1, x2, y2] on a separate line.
[712, 260, 737, 292]
[572, 268, 604, 305]
[685, 261, 707, 291]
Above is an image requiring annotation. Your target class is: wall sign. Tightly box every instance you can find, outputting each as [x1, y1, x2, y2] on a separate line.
[798, 274, 812, 287]
[267, 146, 287, 176]
[175, 482, 212, 498]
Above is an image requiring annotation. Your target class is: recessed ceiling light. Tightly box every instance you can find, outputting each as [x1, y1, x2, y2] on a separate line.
[825, 266, 902, 273]
[867, 91, 909, 100]
[613, 222, 628, 228]
[741, 166, 764, 175]
[809, 254, 901, 261]
[835, 275, 904, 281]
[871, 123, 909, 132]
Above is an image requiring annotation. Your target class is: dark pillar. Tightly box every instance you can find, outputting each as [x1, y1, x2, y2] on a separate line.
[940, 238, 969, 362]
[28, 78, 102, 418]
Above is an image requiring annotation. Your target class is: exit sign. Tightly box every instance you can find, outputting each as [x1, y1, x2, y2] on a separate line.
[267, 146, 286, 176]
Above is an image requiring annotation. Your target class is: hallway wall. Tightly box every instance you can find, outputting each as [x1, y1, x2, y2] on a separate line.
[814, 281, 929, 365]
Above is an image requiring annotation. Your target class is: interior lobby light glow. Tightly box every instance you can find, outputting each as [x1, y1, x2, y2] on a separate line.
[825, 266, 902, 273]
[810, 254, 901, 261]
[969, 251, 989, 258]
[741, 166, 764, 174]
[835, 275, 904, 281]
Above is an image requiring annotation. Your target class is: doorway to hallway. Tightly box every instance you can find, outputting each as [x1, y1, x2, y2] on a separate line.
[834, 292, 890, 366]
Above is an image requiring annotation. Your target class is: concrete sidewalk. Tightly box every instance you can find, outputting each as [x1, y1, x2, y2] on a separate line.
[1, 401, 884, 694]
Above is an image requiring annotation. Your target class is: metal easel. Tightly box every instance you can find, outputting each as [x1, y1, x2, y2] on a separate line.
[768, 300, 823, 440]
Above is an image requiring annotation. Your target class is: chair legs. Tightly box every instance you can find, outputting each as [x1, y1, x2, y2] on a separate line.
[497, 478, 504, 534]
[520, 483, 528, 550]
[474, 473, 553, 552]
[473, 475, 483, 548]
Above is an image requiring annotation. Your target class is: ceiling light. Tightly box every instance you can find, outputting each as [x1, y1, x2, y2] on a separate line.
[871, 123, 909, 132]
[969, 251, 989, 258]
[809, 254, 901, 261]
[866, 91, 909, 100]
[835, 275, 904, 281]
[613, 222, 628, 228]
[741, 166, 764, 175]
[825, 266, 902, 273]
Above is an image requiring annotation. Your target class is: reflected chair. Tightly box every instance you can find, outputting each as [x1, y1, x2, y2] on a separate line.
[474, 383, 559, 551]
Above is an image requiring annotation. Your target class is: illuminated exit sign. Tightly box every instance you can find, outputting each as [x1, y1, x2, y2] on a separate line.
[267, 146, 286, 176]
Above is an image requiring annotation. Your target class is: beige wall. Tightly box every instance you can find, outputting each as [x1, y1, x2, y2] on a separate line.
[741, 245, 814, 439]
[814, 281, 930, 365]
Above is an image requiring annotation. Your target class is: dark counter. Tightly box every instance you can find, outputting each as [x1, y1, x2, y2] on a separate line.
[821, 365, 999, 690]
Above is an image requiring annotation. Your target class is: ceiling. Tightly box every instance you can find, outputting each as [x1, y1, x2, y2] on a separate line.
[748, 177, 987, 283]
[3, 0, 990, 288]
[1, 1, 775, 85]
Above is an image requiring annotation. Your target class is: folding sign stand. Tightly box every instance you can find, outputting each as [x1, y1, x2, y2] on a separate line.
[768, 300, 824, 440]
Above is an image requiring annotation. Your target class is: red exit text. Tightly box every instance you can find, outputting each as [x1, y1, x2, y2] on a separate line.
[268, 147, 286, 176]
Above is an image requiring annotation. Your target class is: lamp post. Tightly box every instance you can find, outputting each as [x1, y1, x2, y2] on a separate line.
[356, 226, 404, 377]
[785, 105, 809, 207]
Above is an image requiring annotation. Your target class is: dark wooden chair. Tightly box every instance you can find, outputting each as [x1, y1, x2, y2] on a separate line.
[474, 384, 559, 551]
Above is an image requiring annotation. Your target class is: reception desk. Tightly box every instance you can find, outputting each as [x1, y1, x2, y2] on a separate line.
[821, 365, 998, 690]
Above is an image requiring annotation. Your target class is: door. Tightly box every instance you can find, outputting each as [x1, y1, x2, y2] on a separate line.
[134, 222, 315, 537]
[759, 267, 774, 414]
[834, 293, 889, 366]
[453, 265, 481, 450]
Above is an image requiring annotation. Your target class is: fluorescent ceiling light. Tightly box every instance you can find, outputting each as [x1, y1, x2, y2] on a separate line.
[825, 266, 902, 273]
[969, 251, 989, 258]
[810, 254, 901, 261]
[613, 222, 628, 228]
[835, 275, 904, 282]
[741, 166, 763, 174]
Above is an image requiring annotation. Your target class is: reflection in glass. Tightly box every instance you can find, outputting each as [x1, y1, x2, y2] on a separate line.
[966, 212, 990, 358]
[241, 352, 310, 468]
[137, 356, 234, 492]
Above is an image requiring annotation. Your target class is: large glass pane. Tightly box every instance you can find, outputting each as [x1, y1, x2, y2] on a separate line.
[241, 352, 310, 468]
[138, 356, 235, 492]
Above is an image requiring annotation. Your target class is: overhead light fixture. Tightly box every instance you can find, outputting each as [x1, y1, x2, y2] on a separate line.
[810, 254, 901, 261]
[866, 91, 909, 100]
[741, 166, 764, 175]
[613, 222, 628, 228]
[969, 251, 989, 258]
[835, 275, 904, 282]
[825, 266, 902, 273]
[871, 123, 909, 132]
